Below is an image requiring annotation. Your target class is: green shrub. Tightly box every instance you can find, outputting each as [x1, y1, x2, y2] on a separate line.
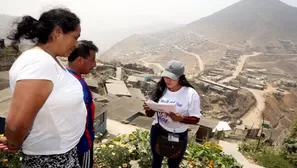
[239, 141, 294, 168]
[280, 120, 297, 166]
[0, 151, 21, 168]
[254, 151, 292, 168]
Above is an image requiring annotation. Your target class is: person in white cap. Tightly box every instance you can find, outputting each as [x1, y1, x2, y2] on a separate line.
[143, 60, 201, 168]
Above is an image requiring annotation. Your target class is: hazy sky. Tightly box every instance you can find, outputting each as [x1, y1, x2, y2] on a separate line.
[1, 0, 297, 51]
[1, 0, 296, 31]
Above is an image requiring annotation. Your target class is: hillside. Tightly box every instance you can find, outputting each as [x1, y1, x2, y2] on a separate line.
[101, 0, 297, 72]
[101, 31, 222, 75]
[263, 89, 297, 139]
[184, 0, 297, 49]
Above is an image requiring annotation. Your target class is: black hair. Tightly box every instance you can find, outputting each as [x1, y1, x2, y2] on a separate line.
[150, 75, 194, 102]
[68, 40, 99, 62]
[7, 8, 80, 50]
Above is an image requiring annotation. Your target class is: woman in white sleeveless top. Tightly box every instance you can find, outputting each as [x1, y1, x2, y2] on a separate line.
[0, 8, 86, 168]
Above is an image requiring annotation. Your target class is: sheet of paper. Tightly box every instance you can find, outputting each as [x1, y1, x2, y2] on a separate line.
[146, 100, 176, 113]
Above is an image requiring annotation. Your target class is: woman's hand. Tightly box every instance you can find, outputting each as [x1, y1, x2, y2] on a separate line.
[0, 136, 20, 152]
[143, 102, 151, 111]
[143, 102, 155, 117]
[168, 112, 183, 122]
[0, 136, 8, 150]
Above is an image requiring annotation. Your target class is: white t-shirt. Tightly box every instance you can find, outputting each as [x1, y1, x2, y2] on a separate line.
[9, 48, 87, 155]
[152, 86, 201, 133]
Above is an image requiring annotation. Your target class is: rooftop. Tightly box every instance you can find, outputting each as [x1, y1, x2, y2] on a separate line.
[198, 117, 220, 129]
[105, 79, 131, 97]
[84, 78, 98, 88]
[197, 78, 239, 91]
[198, 117, 232, 132]
[92, 92, 109, 103]
[130, 116, 154, 130]
[106, 97, 144, 122]
[128, 88, 146, 101]
[94, 102, 107, 118]
[127, 76, 140, 83]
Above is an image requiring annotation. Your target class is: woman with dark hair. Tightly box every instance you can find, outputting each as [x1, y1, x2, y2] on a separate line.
[0, 8, 86, 167]
[143, 60, 201, 168]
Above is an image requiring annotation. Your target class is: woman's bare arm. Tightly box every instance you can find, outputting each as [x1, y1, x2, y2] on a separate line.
[5, 79, 53, 148]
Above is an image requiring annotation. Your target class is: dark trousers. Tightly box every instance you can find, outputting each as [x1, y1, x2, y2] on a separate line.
[150, 125, 188, 168]
[78, 146, 94, 168]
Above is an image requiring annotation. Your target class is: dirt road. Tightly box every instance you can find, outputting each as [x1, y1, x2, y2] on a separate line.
[191, 32, 244, 51]
[205, 39, 244, 51]
[238, 88, 264, 129]
[140, 60, 164, 74]
[145, 35, 204, 74]
[265, 53, 297, 56]
[219, 52, 262, 83]
[216, 51, 270, 128]
[239, 84, 277, 129]
[172, 44, 204, 72]
[144, 63, 164, 71]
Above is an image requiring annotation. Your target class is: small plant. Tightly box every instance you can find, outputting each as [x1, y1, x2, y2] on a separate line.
[239, 141, 293, 168]
[0, 151, 21, 168]
[95, 143, 131, 168]
[254, 150, 293, 168]
[281, 120, 297, 166]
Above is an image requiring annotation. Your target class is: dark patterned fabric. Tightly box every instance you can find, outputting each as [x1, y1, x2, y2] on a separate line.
[21, 147, 80, 168]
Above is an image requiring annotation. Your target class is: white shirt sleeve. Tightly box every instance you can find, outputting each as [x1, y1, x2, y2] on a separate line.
[188, 89, 202, 118]
[16, 54, 58, 83]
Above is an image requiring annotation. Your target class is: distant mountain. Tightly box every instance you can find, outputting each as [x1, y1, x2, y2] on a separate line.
[101, 0, 297, 71]
[0, 13, 179, 52]
[183, 0, 297, 48]
[83, 21, 182, 52]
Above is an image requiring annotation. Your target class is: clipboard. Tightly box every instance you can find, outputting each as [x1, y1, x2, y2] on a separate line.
[146, 100, 176, 113]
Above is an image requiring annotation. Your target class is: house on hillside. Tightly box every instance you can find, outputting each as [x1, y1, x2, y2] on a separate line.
[246, 83, 264, 90]
[93, 102, 108, 135]
[127, 76, 139, 87]
[85, 78, 99, 93]
[195, 118, 231, 142]
[105, 79, 131, 97]
[128, 88, 145, 101]
[130, 116, 154, 130]
[105, 97, 144, 122]
[92, 91, 150, 131]
[279, 79, 296, 87]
